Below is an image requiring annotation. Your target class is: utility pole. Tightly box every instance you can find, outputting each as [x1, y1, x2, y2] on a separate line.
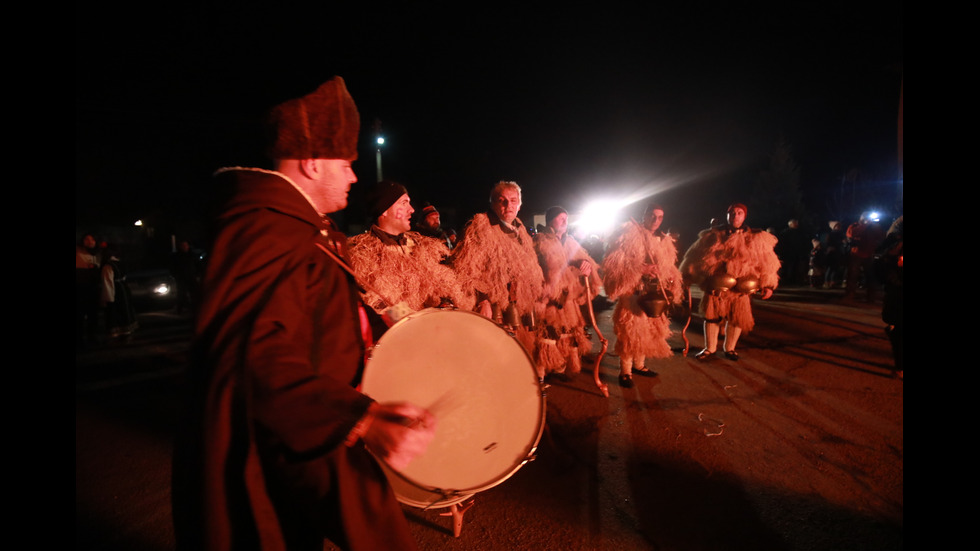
[374, 118, 383, 182]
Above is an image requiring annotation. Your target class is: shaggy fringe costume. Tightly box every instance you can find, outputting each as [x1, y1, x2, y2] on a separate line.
[679, 226, 780, 332]
[451, 212, 544, 366]
[348, 228, 472, 314]
[533, 230, 600, 376]
[602, 222, 684, 370]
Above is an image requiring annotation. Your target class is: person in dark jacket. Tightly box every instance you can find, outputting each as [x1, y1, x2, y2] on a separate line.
[171, 77, 437, 551]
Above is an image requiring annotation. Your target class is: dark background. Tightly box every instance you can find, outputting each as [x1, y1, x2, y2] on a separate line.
[76, 2, 903, 263]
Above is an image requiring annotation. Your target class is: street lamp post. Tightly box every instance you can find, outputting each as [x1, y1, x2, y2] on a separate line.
[375, 136, 384, 182]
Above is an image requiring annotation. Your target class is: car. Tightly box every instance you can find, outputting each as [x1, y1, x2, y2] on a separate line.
[126, 269, 178, 311]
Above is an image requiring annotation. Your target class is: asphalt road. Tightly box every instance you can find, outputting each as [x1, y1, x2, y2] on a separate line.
[76, 286, 903, 551]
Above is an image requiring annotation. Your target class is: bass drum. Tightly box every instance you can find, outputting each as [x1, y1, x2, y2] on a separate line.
[361, 308, 545, 509]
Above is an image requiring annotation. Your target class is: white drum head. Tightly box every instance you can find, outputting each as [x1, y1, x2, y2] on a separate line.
[361, 309, 545, 508]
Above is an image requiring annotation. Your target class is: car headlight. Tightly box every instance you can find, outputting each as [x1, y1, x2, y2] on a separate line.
[153, 283, 172, 296]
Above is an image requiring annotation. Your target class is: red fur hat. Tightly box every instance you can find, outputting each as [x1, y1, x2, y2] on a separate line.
[266, 76, 360, 161]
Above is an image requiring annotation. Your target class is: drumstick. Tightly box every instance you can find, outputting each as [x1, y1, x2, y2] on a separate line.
[425, 390, 463, 418]
[387, 390, 462, 429]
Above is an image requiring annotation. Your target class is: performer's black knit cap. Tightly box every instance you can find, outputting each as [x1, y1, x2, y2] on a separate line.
[366, 180, 408, 219]
[545, 206, 567, 226]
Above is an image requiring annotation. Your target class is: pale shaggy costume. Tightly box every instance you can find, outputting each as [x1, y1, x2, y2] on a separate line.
[602, 223, 684, 368]
[348, 227, 472, 315]
[680, 225, 781, 332]
[451, 212, 544, 362]
[533, 229, 600, 375]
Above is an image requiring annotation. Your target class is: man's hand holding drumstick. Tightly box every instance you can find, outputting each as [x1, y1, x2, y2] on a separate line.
[349, 402, 438, 471]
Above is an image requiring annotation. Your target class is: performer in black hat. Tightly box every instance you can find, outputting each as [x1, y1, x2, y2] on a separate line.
[348, 181, 470, 316]
[532, 206, 601, 381]
[172, 77, 437, 551]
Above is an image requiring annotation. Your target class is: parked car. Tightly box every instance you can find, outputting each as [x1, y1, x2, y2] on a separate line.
[126, 269, 178, 311]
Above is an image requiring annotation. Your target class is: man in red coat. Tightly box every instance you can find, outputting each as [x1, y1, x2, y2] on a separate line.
[172, 77, 436, 551]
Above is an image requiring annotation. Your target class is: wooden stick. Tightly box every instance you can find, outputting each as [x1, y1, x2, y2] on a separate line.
[583, 276, 609, 398]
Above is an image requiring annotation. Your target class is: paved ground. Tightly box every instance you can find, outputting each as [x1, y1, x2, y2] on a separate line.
[76, 285, 903, 550]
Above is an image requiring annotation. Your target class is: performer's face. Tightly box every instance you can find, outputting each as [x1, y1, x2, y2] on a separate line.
[311, 159, 357, 214]
[644, 209, 664, 232]
[548, 212, 568, 236]
[728, 207, 746, 229]
[381, 193, 414, 234]
[425, 212, 440, 229]
[492, 187, 522, 225]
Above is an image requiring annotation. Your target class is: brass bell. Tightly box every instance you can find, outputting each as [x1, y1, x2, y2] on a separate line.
[733, 276, 760, 294]
[503, 303, 521, 327]
[522, 310, 536, 330]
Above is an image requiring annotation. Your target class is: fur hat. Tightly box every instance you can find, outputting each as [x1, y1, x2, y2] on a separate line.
[366, 180, 408, 220]
[266, 76, 360, 161]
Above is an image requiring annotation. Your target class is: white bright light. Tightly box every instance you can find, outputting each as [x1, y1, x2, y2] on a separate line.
[574, 199, 623, 237]
[377, 137, 385, 146]
[134, 220, 143, 226]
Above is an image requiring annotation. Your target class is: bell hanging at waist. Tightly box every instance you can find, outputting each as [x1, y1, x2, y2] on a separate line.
[702, 273, 737, 293]
[733, 276, 760, 294]
[636, 293, 669, 317]
[503, 303, 521, 327]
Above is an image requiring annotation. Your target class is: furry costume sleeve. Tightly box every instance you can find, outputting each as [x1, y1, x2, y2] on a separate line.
[347, 231, 472, 313]
[601, 222, 683, 303]
[680, 228, 781, 291]
[450, 213, 544, 312]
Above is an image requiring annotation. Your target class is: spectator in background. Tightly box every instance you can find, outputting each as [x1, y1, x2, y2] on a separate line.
[99, 244, 138, 342]
[170, 240, 202, 316]
[776, 219, 810, 285]
[844, 212, 886, 302]
[76, 234, 101, 348]
[821, 221, 846, 288]
[876, 215, 903, 379]
[807, 237, 825, 288]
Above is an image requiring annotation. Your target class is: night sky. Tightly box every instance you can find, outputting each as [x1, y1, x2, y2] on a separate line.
[76, 3, 903, 246]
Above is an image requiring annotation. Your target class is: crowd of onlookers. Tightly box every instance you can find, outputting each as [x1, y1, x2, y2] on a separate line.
[75, 233, 203, 349]
[771, 212, 899, 304]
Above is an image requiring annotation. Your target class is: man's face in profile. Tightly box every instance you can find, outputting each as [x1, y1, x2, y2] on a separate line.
[312, 159, 357, 214]
[381, 193, 414, 234]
